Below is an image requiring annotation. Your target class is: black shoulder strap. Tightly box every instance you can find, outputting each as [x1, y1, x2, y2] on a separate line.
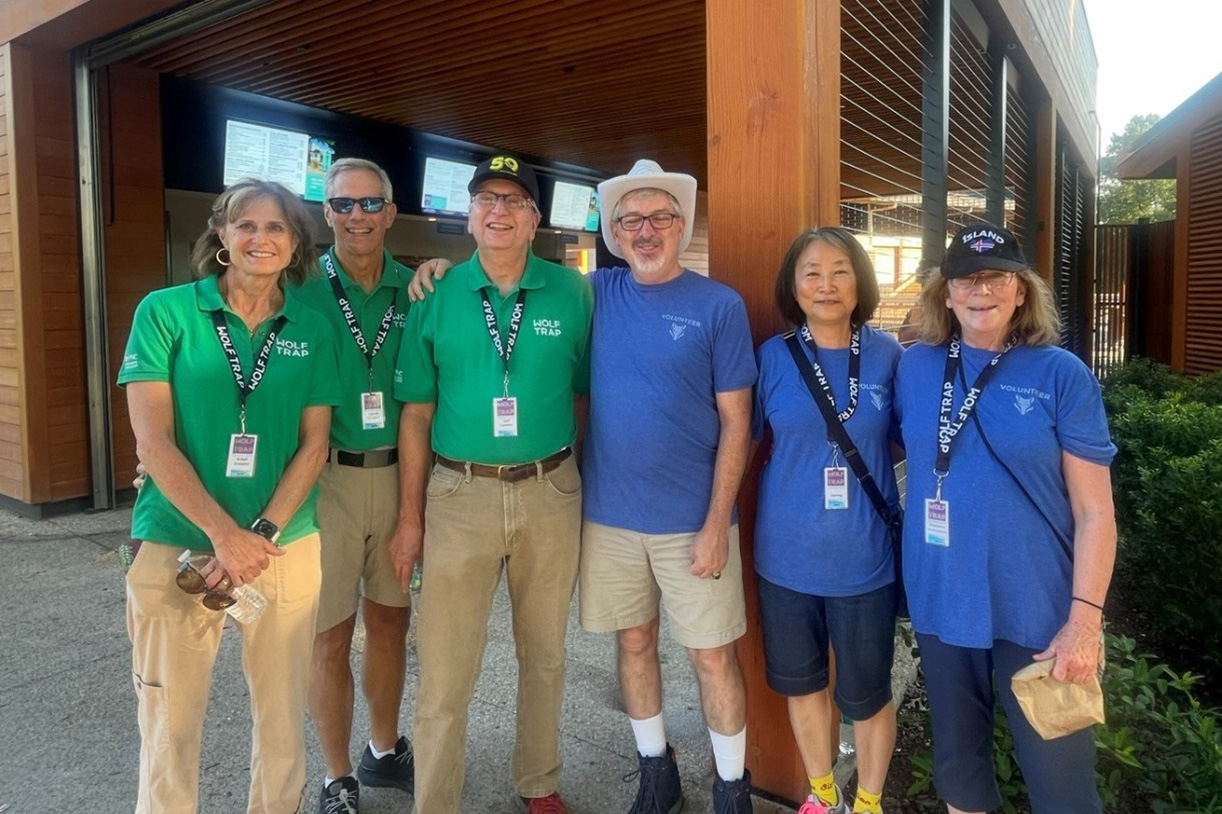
[783, 332, 896, 528]
[969, 410, 1074, 562]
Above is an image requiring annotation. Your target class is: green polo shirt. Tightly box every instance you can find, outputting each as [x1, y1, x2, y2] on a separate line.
[394, 250, 593, 464]
[118, 275, 342, 551]
[291, 248, 411, 451]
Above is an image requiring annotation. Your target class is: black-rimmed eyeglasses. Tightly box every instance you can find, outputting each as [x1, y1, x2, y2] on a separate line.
[615, 212, 680, 231]
[327, 197, 388, 214]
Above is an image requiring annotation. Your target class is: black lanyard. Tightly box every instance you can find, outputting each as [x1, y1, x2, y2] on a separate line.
[481, 288, 527, 397]
[933, 334, 1016, 495]
[210, 310, 286, 434]
[799, 324, 861, 441]
[321, 253, 395, 387]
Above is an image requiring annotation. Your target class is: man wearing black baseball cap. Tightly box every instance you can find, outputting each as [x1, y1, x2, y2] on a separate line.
[395, 152, 593, 814]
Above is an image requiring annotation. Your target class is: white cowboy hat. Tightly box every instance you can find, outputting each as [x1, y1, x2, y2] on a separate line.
[597, 159, 697, 260]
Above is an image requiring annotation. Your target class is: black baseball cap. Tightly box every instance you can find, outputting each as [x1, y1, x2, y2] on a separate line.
[468, 154, 540, 202]
[943, 222, 1029, 278]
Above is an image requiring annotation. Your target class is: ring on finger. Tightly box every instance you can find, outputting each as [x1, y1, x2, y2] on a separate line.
[712, 571, 722, 580]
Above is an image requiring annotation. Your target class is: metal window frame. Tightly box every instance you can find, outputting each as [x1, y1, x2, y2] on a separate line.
[73, 0, 276, 509]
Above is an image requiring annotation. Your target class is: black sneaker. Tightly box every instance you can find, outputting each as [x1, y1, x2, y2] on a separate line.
[319, 776, 359, 814]
[712, 769, 752, 814]
[623, 744, 684, 813]
[356, 736, 414, 793]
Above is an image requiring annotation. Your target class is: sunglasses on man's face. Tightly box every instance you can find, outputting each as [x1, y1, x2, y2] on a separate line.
[175, 559, 236, 611]
[326, 196, 388, 214]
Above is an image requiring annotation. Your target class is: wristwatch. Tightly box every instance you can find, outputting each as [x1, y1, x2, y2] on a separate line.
[250, 516, 281, 544]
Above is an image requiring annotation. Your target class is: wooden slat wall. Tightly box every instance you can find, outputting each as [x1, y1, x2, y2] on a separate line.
[677, 191, 709, 276]
[3, 43, 89, 504]
[101, 61, 166, 486]
[0, 44, 27, 500]
[1185, 115, 1222, 374]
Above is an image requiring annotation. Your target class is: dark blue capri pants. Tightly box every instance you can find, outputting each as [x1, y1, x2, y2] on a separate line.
[757, 576, 897, 720]
[917, 633, 1102, 814]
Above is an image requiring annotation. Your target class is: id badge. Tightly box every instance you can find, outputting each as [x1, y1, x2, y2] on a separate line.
[362, 391, 386, 430]
[924, 498, 950, 547]
[227, 433, 258, 478]
[493, 397, 519, 437]
[824, 466, 849, 510]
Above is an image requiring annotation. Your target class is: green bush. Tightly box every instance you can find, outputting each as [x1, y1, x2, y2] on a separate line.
[1096, 635, 1222, 813]
[907, 635, 1222, 813]
[1102, 360, 1222, 683]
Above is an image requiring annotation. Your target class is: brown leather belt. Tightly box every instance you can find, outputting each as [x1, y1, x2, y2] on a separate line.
[435, 447, 571, 483]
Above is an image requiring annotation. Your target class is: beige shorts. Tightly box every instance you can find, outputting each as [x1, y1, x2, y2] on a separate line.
[578, 521, 747, 649]
[315, 458, 411, 633]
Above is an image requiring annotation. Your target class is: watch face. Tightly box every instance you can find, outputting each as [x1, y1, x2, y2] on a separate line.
[252, 518, 279, 540]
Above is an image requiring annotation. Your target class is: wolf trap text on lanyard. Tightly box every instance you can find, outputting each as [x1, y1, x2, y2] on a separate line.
[800, 324, 861, 511]
[926, 334, 1016, 547]
[323, 254, 396, 430]
[211, 311, 286, 478]
[483, 289, 527, 438]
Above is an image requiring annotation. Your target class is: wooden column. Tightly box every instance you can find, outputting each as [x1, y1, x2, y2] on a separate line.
[1171, 140, 1191, 370]
[1032, 95, 1057, 281]
[707, 0, 839, 803]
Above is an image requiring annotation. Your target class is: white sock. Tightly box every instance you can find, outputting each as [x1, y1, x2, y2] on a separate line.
[323, 775, 349, 788]
[709, 726, 746, 781]
[369, 739, 396, 759]
[629, 713, 668, 758]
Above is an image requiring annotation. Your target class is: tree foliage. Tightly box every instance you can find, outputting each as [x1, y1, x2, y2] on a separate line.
[1098, 114, 1177, 225]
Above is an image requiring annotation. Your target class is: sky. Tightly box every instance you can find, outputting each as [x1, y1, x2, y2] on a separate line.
[1082, 0, 1222, 152]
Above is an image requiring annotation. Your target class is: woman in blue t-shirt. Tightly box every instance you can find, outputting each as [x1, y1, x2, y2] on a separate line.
[894, 221, 1116, 814]
[753, 226, 903, 814]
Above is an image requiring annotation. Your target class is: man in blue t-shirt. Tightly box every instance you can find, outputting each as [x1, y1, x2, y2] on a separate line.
[579, 160, 757, 814]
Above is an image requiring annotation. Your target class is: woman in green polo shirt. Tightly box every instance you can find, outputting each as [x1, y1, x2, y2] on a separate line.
[118, 179, 341, 814]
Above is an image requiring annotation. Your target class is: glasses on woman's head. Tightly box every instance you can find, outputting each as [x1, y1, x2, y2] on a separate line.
[327, 197, 387, 214]
[470, 192, 534, 212]
[949, 271, 1016, 291]
[615, 212, 679, 232]
[175, 558, 236, 611]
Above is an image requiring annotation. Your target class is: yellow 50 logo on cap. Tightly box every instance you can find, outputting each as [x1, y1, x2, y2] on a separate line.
[489, 156, 519, 173]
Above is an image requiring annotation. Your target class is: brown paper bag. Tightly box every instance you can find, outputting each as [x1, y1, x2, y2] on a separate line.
[1010, 658, 1105, 739]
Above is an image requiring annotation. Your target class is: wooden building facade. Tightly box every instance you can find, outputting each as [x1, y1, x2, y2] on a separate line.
[1117, 71, 1222, 375]
[0, 0, 1097, 801]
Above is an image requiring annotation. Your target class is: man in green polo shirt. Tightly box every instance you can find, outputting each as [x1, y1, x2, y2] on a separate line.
[292, 158, 416, 813]
[394, 154, 593, 814]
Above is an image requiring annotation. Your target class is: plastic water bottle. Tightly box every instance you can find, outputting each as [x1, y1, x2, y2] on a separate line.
[225, 584, 267, 624]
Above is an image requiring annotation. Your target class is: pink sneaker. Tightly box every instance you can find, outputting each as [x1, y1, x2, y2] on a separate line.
[796, 792, 848, 814]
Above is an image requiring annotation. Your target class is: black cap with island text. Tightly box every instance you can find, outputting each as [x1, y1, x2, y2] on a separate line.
[942, 222, 1030, 279]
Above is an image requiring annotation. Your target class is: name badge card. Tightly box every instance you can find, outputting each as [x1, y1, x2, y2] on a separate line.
[493, 397, 519, 437]
[924, 498, 950, 547]
[824, 466, 849, 510]
[362, 391, 386, 430]
[227, 433, 258, 478]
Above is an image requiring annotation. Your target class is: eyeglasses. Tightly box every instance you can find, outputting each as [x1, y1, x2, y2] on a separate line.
[949, 271, 1016, 291]
[615, 212, 680, 231]
[175, 557, 236, 611]
[471, 191, 534, 212]
[327, 197, 387, 214]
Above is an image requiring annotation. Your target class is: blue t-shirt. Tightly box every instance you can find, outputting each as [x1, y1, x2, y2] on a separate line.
[894, 341, 1117, 650]
[753, 326, 903, 596]
[582, 267, 758, 533]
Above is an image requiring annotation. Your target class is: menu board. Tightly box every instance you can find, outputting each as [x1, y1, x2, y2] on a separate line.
[223, 120, 334, 202]
[421, 156, 477, 216]
[549, 180, 600, 232]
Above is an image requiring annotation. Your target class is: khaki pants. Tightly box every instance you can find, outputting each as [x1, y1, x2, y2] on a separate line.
[126, 535, 322, 814]
[412, 457, 582, 814]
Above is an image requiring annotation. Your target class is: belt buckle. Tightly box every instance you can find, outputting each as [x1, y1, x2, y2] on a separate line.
[496, 463, 514, 480]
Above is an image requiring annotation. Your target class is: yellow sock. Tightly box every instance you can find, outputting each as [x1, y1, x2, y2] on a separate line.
[852, 787, 883, 814]
[809, 772, 838, 806]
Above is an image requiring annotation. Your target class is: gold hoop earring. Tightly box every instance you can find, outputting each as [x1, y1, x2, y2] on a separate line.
[216, 247, 232, 267]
